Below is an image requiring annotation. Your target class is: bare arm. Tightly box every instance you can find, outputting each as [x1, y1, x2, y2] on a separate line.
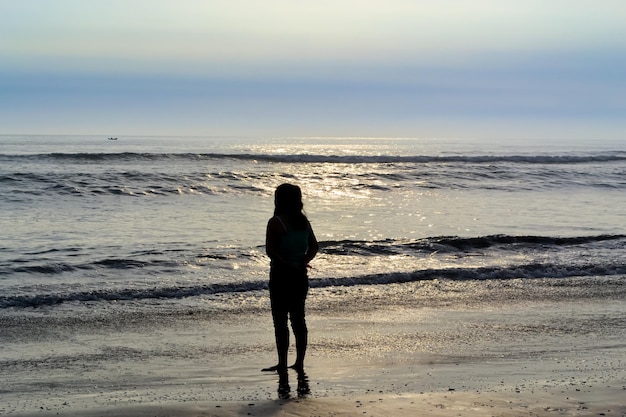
[266, 216, 288, 264]
[303, 222, 319, 266]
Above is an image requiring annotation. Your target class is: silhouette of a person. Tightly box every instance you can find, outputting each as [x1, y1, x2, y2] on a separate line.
[263, 184, 319, 373]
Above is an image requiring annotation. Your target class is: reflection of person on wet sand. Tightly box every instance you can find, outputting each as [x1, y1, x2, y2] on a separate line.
[278, 367, 311, 399]
[263, 183, 319, 373]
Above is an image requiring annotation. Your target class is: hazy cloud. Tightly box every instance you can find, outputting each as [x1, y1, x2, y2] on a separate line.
[1, 1, 625, 138]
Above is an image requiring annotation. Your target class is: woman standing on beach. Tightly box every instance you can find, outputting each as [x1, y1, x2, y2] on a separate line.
[264, 183, 319, 373]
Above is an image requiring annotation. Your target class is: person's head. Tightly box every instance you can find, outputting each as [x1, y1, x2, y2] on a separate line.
[274, 183, 307, 228]
[274, 183, 303, 214]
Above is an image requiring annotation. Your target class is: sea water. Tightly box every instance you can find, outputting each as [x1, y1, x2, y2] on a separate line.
[1, 135, 625, 309]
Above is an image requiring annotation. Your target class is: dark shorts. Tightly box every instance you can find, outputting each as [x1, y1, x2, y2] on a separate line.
[269, 264, 309, 317]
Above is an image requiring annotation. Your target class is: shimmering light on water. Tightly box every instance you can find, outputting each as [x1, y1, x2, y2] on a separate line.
[1, 136, 625, 309]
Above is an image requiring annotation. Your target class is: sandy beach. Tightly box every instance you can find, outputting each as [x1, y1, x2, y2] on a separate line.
[2, 278, 625, 416]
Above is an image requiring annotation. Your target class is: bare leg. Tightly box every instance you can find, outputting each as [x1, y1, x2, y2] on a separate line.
[290, 297, 307, 371]
[264, 290, 289, 372]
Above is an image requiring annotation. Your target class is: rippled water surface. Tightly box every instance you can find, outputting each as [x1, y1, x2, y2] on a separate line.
[1, 135, 625, 309]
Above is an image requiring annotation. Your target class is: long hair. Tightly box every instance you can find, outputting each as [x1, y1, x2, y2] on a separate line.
[274, 183, 308, 230]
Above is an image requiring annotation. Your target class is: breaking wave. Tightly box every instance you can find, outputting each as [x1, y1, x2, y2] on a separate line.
[3, 234, 624, 277]
[2, 234, 624, 308]
[1, 261, 624, 308]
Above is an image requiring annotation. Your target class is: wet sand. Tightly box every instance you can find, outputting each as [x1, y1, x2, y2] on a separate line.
[2, 279, 625, 416]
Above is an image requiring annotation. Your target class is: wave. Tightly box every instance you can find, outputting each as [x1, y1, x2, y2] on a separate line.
[0, 235, 626, 276]
[320, 234, 626, 256]
[3, 150, 624, 201]
[312, 262, 626, 289]
[3, 234, 623, 277]
[0, 257, 181, 276]
[2, 152, 625, 165]
[2, 261, 624, 308]
[0, 171, 268, 198]
[0, 281, 265, 308]
[3, 164, 624, 202]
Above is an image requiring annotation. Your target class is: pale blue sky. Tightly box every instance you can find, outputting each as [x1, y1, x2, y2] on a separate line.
[1, 1, 625, 139]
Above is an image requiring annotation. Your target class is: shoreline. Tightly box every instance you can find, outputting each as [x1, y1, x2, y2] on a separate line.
[2, 282, 625, 416]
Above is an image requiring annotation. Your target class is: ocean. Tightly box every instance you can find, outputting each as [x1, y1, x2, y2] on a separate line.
[1, 135, 625, 309]
[2, 135, 626, 411]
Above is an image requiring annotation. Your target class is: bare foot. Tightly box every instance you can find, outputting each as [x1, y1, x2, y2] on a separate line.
[289, 363, 304, 372]
[262, 364, 286, 372]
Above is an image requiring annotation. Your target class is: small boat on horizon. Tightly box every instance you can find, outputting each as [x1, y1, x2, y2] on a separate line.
[107, 137, 118, 140]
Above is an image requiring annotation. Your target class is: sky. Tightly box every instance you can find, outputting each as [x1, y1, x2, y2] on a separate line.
[1, 0, 625, 139]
